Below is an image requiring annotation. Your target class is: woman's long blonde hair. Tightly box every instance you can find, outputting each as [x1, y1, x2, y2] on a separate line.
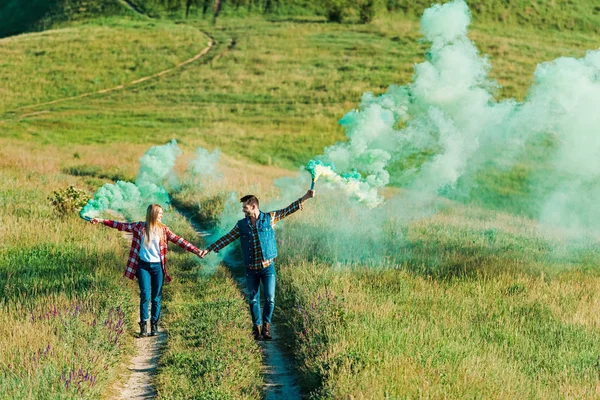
[144, 204, 164, 248]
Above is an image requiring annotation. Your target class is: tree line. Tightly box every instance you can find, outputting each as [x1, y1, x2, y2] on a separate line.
[152, 0, 386, 23]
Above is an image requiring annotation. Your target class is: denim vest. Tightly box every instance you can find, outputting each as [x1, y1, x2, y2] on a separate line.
[237, 212, 278, 267]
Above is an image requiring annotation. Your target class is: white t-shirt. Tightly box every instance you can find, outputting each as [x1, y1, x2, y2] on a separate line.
[139, 230, 161, 263]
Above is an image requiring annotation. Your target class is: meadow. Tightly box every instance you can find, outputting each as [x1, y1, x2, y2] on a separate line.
[2, 0, 600, 398]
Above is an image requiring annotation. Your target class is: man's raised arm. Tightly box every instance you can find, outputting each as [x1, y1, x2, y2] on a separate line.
[271, 189, 315, 224]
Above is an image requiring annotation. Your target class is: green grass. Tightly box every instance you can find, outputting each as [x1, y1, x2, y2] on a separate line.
[156, 266, 263, 399]
[175, 177, 600, 398]
[0, 18, 207, 111]
[3, 4, 600, 398]
[393, 0, 600, 33]
[1, 14, 598, 174]
[0, 154, 138, 398]
[0, 140, 264, 398]
[277, 263, 600, 398]
[151, 215, 264, 399]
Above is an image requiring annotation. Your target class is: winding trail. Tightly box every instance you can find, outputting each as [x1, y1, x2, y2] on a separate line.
[118, 331, 167, 400]
[179, 210, 302, 400]
[1, 0, 216, 119]
[15, 38, 215, 112]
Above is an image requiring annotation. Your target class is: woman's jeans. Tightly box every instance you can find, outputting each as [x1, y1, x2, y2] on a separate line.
[136, 260, 164, 323]
[245, 262, 276, 326]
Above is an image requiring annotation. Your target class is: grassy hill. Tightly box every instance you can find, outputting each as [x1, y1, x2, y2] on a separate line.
[3, 0, 600, 39]
[394, 0, 600, 32]
[2, 1, 600, 398]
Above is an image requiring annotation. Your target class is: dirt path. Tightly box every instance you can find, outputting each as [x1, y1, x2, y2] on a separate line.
[0, 0, 215, 119]
[118, 331, 167, 399]
[181, 212, 302, 399]
[258, 320, 302, 399]
[226, 262, 302, 400]
[15, 37, 214, 113]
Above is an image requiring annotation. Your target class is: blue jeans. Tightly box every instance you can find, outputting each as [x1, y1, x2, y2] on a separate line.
[246, 262, 276, 326]
[136, 260, 164, 323]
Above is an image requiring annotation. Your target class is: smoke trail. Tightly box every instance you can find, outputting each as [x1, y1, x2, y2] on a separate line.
[182, 0, 600, 273]
[81, 140, 182, 220]
[188, 147, 222, 184]
[302, 0, 600, 234]
[199, 192, 244, 275]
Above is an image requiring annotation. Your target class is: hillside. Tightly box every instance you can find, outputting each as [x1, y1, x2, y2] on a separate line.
[2, 0, 600, 397]
[394, 0, 600, 32]
[2, 0, 600, 39]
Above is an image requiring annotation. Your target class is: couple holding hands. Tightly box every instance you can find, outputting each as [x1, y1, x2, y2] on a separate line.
[89, 189, 315, 339]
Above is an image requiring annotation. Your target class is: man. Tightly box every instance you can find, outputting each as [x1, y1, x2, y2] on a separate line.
[198, 189, 315, 340]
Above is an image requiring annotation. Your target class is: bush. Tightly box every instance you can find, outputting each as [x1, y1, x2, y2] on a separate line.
[385, 0, 399, 12]
[357, 0, 375, 23]
[324, 0, 347, 23]
[48, 185, 90, 215]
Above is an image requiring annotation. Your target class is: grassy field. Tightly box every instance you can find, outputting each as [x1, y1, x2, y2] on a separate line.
[3, 1, 600, 398]
[0, 140, 264, 398]
[174, 176, 600, 398]
[0, 141, 138, 398]
[1, 14, 598, 167]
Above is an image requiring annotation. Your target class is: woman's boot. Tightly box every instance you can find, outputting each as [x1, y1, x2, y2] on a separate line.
[150, 322, 158, 336]
[139, 321, 148, 337]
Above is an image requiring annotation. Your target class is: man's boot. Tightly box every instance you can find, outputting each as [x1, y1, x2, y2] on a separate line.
[262, 323, 272, 341]
[150, 321, 158, 336]
[252, 324, 262, 340]
[139, 321, 148, 338]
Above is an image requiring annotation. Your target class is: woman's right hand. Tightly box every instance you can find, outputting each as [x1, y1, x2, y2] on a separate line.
[91, 218, 101, 225]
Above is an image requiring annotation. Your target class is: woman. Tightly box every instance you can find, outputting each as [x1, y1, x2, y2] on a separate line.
[90, 204, 201, 337]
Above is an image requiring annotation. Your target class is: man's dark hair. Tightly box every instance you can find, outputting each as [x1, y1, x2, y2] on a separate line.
[240, 195, 259, 207]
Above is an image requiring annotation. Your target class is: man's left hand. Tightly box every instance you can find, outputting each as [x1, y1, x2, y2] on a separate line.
[302, 190, 315, 202]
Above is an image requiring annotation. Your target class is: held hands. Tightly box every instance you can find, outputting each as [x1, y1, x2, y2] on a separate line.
[90, 218, 101, 225]
[197, 249, 209, 259]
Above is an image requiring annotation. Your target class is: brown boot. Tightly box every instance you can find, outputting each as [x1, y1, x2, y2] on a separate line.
[252, 324, 262, 340]
[138, 321, 148, 338]
[262, 323, 272, 340]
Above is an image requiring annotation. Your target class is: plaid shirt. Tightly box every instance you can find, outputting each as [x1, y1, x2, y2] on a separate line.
[102, 220, 199, 283]
[207, 199, 303, 269]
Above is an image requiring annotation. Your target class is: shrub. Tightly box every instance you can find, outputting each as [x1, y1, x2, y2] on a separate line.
[48, 185, 90, 215]
[357, 0, 375, 23]
[324, 0, 347, 23]
[385, 0, 399, 12]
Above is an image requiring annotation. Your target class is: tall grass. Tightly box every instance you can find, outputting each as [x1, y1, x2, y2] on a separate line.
[173, 171, 600, 398]
[0, 144, 139, 398]
[276, 262, 600, 398]
[1, 15, 597, 172]
[153, 214, 264, 399]
[270, 200, 600, 398]
[0, 139, 264, 398]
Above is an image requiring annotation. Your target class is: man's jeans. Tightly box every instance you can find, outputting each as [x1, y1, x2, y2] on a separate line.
[246, 262, 276, 326]
[136, 260, 164, 323]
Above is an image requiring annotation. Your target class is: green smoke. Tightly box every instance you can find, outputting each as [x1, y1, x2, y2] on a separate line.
[81, 139, 182, 220]
[296, 0, 600, 233]
[262, 0, 600, 268]
[188, 147, 222, 185]
[171, 0, 600, 272]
